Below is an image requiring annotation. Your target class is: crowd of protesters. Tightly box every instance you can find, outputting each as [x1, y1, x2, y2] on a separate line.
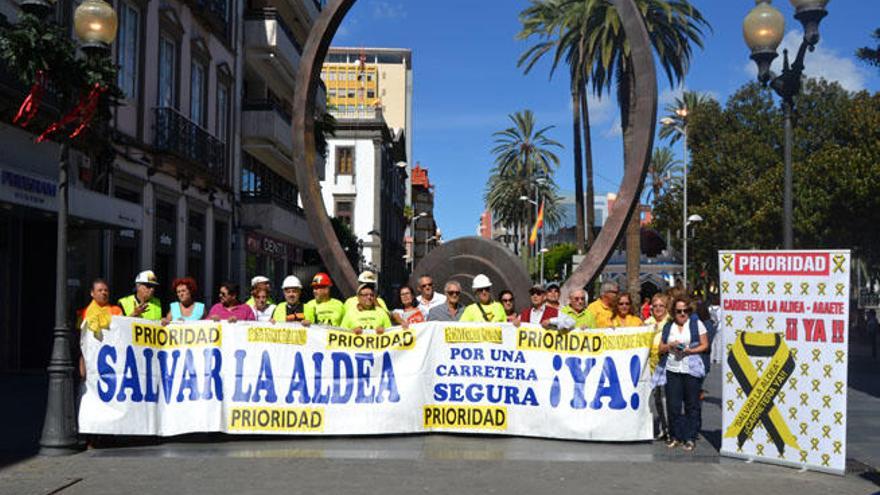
[78, 268, 719, 451]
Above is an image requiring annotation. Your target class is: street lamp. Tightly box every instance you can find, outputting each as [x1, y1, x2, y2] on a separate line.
[35, 0, 117, 456]
[683, 214, 703, 288]
[660, 114, 691, 288]
[744, 0, 829, 249]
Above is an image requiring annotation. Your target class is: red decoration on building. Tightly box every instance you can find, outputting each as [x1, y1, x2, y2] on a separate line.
[36, 83, 106, 143]
[12, 70, 47, 128]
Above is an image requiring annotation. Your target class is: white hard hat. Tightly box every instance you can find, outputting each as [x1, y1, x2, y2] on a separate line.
[472, 274, 492, 290]
[134, 270, 159, 286]
[282, 275, 302, 289]
[251, 275, 270, 287]
[358, 271, 378, 284]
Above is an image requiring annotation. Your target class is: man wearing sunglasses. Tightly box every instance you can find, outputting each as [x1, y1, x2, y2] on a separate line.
[416, 275, 446, 314]
[460, 274, 506, 323]
[519, 284, 574, 330]
[427, 281, 464, 322]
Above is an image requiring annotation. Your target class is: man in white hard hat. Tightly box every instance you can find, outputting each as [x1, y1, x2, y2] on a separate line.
[118, 270, 162, 320]
[246, 275, 274, 308]
[271, 275, 308, 324]
[460, 274, 506, 323]
[344, 271, 389, 313]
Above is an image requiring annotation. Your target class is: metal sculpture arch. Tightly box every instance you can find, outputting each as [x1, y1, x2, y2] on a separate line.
[292, 0, 657, 298]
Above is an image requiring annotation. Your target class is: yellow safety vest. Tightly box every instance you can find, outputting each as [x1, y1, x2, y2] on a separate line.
[118, 295, 163, 321]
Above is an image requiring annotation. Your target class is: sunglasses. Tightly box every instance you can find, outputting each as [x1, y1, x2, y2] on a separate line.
[446, 291, 460, 296]
[675, 308, 690, 315]
[618, 302, 631, 306]
[501, 298, 514, 303]
[420, 283, 433, 288]
[475, 288, 490, 293]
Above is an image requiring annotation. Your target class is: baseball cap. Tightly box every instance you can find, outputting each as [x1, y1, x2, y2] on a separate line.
[544, 281, 560, 291]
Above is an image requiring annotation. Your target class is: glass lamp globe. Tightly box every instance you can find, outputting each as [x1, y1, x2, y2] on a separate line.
[74, 0, 118, 49]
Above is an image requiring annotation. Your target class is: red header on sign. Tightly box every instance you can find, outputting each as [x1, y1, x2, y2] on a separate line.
[735, 253, 829, 276]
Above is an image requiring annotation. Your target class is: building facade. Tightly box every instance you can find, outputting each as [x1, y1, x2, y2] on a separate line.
[321, 47, 413, 204]
[321, 110, 407, 297]
[0, 0, 323, 371]
[410, 163, 438, 269]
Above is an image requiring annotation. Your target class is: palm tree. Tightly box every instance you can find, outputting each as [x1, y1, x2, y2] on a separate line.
[856, 28, 880, 70]
[584, 0, 709, 301]
[489, 110, 563, 257]
[644, 147, 682, 206]
[491, 109, 562, 178]
[658, 90, 713, 145]
[518, 0, 600, 254]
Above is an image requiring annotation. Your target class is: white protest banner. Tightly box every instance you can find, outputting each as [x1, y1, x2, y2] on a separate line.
[79, 319, 654, 441]
[719, 250, 850, 474]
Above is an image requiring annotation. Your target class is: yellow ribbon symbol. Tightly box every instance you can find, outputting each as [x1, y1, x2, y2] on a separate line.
[784, 282, 793, 295]
[799, 393, 808, 406]
[724, 333, 800, 453]
[755, 444, 765, 456]
[800, 363, 810, 376]
[833, 441, 842, 454]
[834, 382, 843, 394]
[751, 281, 760, 294]
[811, 438, 820, 451]
[767, 281, 776, 294]
[822, 396, 831, 408]
[823, 365, 832, 378]
[755, 360, 765, 373]
[833, 412, 843, 425]
[766, 316, 776, 330]
[726, 400, 735, 412]
[778, 390, 786, 404]
[725, 315, 733, 327]
[736, 387, 744, 399]
[811, 409, 820, 422]
[788, 407, 797, 420]
[812, 349, 822, 362]
[745, 316, 754, 329]
[811, 379, 820, 392]
[799, 423, 808, 435]
[821, 425, 831, 438]
[835, 283, 844, 296]
[800, 282, 810, 295]
[817, 283, 826, 296]
[799, 450, 808, 463]
[789, 377, 798, 390]
[726, 371, 734, 384]
[723, 254, 734, 272]
[832, 254, 845, 273]
[722, 281, 730, 293]
[736, 281, 745, 294]
[835, 350, 844, 363]
[790, 348, 798, 361]
[821, 454, 830, 467]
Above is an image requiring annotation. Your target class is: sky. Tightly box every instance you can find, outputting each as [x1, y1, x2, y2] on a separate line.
[332, 0, 880, 239]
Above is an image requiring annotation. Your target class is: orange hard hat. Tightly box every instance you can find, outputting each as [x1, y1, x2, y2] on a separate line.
[311, 272, 333, 287]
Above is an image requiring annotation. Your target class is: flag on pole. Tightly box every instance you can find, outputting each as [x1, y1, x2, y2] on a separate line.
[529, 200, 544, 246]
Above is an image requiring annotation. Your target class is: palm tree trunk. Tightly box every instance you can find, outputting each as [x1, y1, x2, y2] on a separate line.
[580, 81, 596, 248]
[571, 87, 586, 255]
[620, 66, 641, 305]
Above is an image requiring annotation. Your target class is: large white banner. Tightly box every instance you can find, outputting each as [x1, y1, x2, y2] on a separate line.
[719, 250, 850, 475]
[79, 319, 654, 441]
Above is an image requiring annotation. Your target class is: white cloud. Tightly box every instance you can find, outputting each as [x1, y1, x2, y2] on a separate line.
[602, 116, 622, 139]
[744, 30, 868, 91]
[372, 1, 406, 19]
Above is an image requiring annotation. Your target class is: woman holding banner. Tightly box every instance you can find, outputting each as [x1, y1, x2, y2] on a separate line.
[657, 296, 708, 451]
[645, 293, 671, 441]
[392, 285, 426, 326]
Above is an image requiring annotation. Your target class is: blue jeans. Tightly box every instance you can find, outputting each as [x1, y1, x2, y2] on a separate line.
[665, 371, 701, 442]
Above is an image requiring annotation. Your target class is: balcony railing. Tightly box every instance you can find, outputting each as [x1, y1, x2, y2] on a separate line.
[242, 95, 291, 124]
[241, 153, 303, 216]
[154, 107, 228, 185]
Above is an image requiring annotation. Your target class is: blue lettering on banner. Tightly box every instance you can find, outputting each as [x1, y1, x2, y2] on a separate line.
[177, 349, 200, 402]
[548, 355, 640, 411]
[252, 351, 278, 403]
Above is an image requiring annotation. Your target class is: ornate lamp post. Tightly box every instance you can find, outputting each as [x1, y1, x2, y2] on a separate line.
[30, 0, 117, 456]
[743, 0, 829, 249]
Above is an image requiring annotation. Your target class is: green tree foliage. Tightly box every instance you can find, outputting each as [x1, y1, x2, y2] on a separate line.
[856, 28, 880, 70]
[653, 80, 880, 282]
[491, 109, 561, 177]
[645, 146, 682, 206]
[541, 243, 578, 281]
